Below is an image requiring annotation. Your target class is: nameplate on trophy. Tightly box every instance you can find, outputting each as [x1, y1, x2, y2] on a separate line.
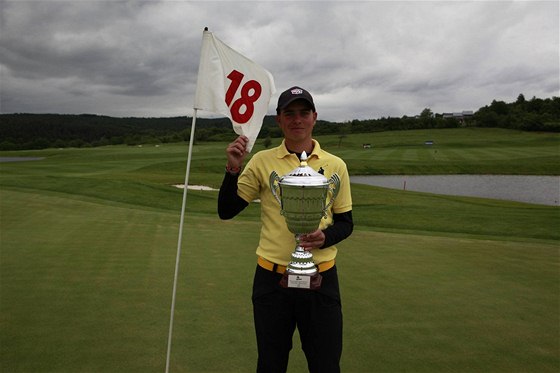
[287, 274, 311, 289]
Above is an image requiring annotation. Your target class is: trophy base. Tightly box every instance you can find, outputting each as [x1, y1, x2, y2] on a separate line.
[279, 271, 322, 290]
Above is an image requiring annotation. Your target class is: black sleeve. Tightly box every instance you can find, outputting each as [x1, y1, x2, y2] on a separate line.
[217, 172, 249, 219]
[320, 210, 354, 249]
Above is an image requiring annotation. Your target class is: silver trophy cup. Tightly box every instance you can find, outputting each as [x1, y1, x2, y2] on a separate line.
[270, 151, 340, 289]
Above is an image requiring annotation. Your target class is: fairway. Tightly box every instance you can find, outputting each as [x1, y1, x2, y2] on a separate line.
[1, 129, 559, 372]
[332, 128, 560, 175]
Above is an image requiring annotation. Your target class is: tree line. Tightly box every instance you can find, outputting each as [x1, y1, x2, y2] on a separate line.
[0, 94, 558, 151]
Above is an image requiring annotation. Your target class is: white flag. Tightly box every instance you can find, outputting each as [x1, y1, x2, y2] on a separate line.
[194, 30, 276, 152]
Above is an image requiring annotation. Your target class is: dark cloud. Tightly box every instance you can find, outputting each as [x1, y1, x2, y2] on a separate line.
[1, 0, 558, 120]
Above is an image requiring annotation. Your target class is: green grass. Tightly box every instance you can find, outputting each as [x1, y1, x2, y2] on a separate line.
[351, 184, 559, 242]
[331, 128, 560, 175]
[1, 128, 559, 372]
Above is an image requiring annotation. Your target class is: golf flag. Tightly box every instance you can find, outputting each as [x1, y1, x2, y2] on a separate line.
[194, 30, 276, 152]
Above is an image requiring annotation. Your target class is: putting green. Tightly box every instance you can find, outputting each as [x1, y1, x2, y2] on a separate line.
[1, 129, 559, 372]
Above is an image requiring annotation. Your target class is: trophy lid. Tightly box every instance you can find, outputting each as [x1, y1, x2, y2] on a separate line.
[280, 152, 328, 186]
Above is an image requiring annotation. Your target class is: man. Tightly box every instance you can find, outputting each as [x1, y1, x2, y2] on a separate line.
[218, 86, 353, 373]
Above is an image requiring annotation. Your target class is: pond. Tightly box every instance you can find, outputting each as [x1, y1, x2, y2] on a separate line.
[350, 175, 560, 206]
[0, 157, 46, 162]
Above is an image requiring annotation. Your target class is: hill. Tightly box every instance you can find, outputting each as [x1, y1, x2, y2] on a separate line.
[1, 94, 558, 150]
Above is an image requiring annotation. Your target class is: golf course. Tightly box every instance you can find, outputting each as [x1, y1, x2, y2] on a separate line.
[1, 127, 559, 372]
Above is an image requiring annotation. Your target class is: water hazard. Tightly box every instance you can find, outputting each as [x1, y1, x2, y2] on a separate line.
[350, 175, 560, 206]
[0, 157, 45, 162]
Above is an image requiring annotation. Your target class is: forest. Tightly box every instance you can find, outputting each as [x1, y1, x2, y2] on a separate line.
[1, 94, 558, 150]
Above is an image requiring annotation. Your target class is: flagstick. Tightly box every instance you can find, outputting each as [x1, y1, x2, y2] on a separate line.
[165, 109, 198, 373]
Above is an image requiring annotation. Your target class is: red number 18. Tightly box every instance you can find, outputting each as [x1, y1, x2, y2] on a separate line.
[225, 70, 262, 124]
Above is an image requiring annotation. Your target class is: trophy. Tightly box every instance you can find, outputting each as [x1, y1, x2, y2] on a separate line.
[270, 152, 340, 289]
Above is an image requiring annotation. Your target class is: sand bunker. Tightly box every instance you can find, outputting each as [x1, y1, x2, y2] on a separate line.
[173, 184, 217, 191]
[173, 184, 260, 202]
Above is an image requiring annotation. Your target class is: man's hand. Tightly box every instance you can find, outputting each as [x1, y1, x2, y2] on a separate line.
[226, 135, 249, 170]
[299, 229, 325, 251]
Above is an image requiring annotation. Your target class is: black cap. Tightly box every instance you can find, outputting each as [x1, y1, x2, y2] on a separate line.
[276, 86, 315, 113]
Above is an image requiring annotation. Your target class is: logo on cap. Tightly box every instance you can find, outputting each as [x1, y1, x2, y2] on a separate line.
[291, 88, 303, 95]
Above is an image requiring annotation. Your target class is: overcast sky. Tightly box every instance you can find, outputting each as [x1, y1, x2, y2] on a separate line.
[1, 0, 558, 121]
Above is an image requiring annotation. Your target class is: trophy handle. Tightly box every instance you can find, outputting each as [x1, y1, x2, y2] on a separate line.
[269, 171, 282, 205]
[323, 173, 341, 216]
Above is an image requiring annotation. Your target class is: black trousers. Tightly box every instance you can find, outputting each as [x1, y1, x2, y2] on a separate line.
[252, 264, 342, 373]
